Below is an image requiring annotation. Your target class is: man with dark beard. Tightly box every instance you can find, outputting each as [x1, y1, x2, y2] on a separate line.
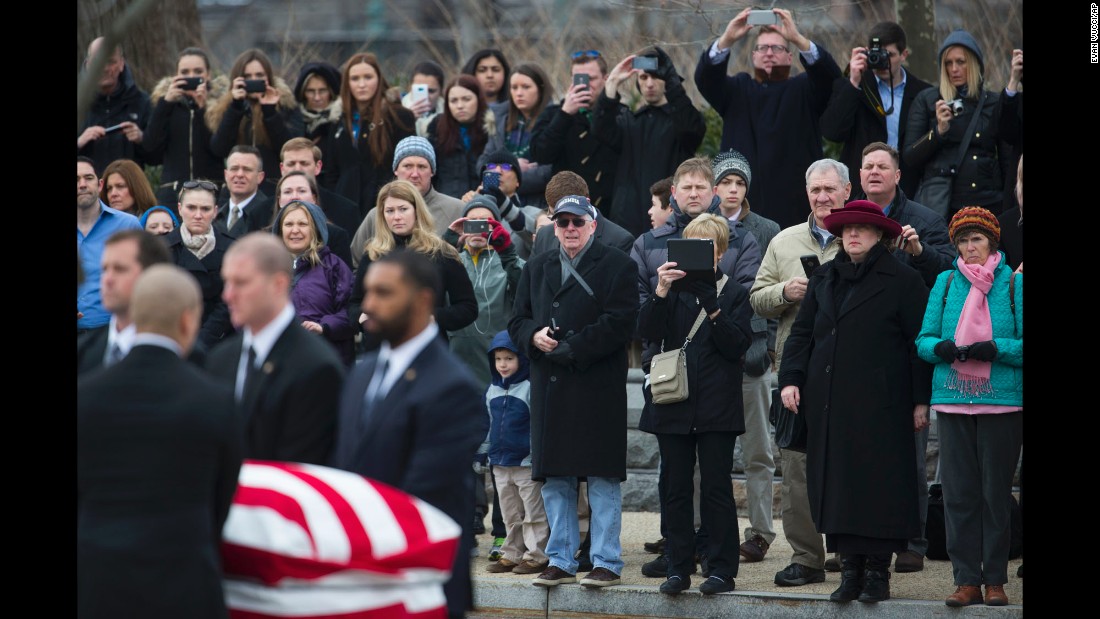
[332, 250, 487, 619]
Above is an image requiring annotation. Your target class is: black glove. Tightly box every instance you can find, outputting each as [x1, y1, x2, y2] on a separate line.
[966, 340, 998, 362]
[933, 340, 959, 364]
[686, 279, 720, 314]
[651, 46, 678, 83]
[544, 341, 575, 367]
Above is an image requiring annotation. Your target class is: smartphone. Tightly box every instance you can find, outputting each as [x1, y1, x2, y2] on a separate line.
[482, 171, 501, 191]
[572, 73, 590, 90]
[463, 219, 490, 234]
[799, 255, 821, 278]
[103, 123, 125, 134]
[412, 83, 429, 102]
[181, 76, 205, 91]
[747, 9, 779, 25]
[243, 79, 267, 94]
[549, 317, 562, 340]
[632, 56, 658, 72]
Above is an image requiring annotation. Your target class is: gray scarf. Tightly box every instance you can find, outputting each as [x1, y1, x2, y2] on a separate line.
[558, 235, 594, 285]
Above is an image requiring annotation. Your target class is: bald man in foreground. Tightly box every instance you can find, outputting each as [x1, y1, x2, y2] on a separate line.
[78, 265, 244, 619]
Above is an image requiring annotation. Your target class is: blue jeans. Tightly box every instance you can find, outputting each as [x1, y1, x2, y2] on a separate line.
[541, 476, 623, 575]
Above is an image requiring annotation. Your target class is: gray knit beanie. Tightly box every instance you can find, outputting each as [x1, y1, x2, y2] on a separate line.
[713, 150, 752, 190]
[392, 136, 437, 174]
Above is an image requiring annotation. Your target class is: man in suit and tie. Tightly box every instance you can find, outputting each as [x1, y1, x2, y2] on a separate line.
[77, 229, 171, 374]
[531, 171, 636, 256]
[332, 250, 487, 619]
[78, 264, 244, 619]
[215, 145, 275, 237]
[206, 233, 345, 465]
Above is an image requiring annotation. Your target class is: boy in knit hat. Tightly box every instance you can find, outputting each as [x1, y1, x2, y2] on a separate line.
[481, 330, 550, 576]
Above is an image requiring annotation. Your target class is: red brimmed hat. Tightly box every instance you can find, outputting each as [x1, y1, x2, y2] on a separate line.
[823, 200, 902, 239]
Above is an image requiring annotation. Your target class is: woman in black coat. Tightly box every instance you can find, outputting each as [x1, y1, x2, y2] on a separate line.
[903, 31, 1010, 221]
[164, 180, 236, 352]
[347, 179, 476, 353]
[426, 74, 493, 199]
[144, 47, 227, 207]
[207, 49, 304, 183]
[324, 52, 416, 220]
[636, 214, 752, 596]
[779, 200, 932, 604]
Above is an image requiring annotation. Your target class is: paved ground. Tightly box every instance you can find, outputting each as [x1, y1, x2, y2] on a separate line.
[470, 511, 1024, 606]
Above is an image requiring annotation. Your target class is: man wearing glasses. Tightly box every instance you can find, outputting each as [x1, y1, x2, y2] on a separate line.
[820, 21, 933, 201]
[509, 195, 639, 589]
[530, 50, 619, 212]
[694, 7, 841, 230]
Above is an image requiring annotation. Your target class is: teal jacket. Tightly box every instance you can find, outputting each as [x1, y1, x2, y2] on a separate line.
[915, 252, 1023, 407]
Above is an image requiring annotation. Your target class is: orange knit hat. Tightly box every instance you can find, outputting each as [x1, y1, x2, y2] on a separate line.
[948, 206, 1000, 245]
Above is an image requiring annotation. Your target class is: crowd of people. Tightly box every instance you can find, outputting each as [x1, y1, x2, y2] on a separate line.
[78, 9, 1023, 618]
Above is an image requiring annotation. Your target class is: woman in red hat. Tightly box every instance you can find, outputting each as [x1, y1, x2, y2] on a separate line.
[778, 199, 932, 605]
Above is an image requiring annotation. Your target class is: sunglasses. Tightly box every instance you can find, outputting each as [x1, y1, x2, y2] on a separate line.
[178, 179, 218, 199]
[555, 216, 590, 228]
[572, 50, 601, 59]
[487, 163, 514, 172]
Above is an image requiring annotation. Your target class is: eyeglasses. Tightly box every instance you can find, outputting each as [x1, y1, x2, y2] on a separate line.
[752, 44, 790, 54]
[487, 163, 514, 172]
[555, 216, 589, 228]
[572, 50, 601, 59]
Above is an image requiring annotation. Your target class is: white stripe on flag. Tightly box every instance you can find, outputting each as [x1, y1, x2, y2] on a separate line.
[295, 463, 410, 559]
[224, 577, 447, 615]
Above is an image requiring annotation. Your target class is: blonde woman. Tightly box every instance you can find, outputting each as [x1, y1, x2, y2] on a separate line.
[348, 180, 476, 352]
[273, 200, 355, 366]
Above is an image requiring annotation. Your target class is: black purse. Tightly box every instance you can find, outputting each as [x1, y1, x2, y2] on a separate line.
[769, 387, 807, 452]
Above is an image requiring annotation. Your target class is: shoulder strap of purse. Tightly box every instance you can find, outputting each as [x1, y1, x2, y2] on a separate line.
[683, 275, 729, 347]
[1009, 271, 1017, 336]
[949, 89, 987, 174]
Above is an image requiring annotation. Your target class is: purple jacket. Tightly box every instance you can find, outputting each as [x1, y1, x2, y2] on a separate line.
[291, 246, 356, 365]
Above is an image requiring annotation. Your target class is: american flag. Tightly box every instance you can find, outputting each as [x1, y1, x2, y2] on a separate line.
[222, 460, 461, 618]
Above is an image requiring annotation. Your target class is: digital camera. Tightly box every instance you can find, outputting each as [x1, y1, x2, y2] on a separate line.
[865, 37, 890, 71]
[945, 98, 965, 117]
[955, 345, 971, 362]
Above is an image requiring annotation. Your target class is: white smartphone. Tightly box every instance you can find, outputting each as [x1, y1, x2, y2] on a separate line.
[412, 83, 429, 102]
[747, 9, 779, 25]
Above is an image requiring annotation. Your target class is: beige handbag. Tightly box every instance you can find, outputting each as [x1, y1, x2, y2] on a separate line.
[649, 276, 727, 405]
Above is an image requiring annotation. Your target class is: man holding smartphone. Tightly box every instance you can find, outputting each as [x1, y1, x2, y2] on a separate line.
[591, 47, 706, 239]
[694, 7, 841, 229]
[78, 37, 153, 174]
[530, 50, 619, 211]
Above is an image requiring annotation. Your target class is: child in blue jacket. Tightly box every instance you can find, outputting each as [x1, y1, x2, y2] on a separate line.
[482, 330, 549, 574]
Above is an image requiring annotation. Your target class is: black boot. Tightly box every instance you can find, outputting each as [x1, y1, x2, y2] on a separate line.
[829, 554, 865, 603]
[858, 554, 891, 603]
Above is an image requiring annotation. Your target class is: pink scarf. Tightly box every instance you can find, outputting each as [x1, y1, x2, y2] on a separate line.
[948, 252, 1001, 396]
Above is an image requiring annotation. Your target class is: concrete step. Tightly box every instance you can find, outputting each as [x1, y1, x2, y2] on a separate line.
[472, 580, 1023, 618]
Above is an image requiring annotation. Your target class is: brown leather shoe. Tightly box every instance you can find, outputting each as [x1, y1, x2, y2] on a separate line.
[894, 550, 924, 573]
[486, 558, 518, 573]
[512, 559, 549, 575]
[945, 585, 983, 607]
[984, 584, 1009, 606]
[739, 535, 770, 562]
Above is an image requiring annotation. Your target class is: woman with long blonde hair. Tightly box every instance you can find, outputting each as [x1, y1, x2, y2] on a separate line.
[348, 180, 476, 352]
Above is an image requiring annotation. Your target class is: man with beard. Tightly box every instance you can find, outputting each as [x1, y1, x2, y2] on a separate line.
[332, 250, 487, 619]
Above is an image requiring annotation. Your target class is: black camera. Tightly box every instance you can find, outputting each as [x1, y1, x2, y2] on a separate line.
[955, 345, 971, 362]
[243, 79, 267, 94]
[181, 77, 204, 91]
[945, 98, 965, 117]
[865, 37, 890, 71]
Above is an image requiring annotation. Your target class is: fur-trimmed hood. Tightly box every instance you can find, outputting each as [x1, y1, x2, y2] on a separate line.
[150, 74, 230, 105]
[300, 98, 343, 136]
[204, 76, 298, 132]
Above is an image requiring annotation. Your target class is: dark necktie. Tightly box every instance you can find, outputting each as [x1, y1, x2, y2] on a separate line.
[241, 346, 259, 403]
[360, 357, 389, 429]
